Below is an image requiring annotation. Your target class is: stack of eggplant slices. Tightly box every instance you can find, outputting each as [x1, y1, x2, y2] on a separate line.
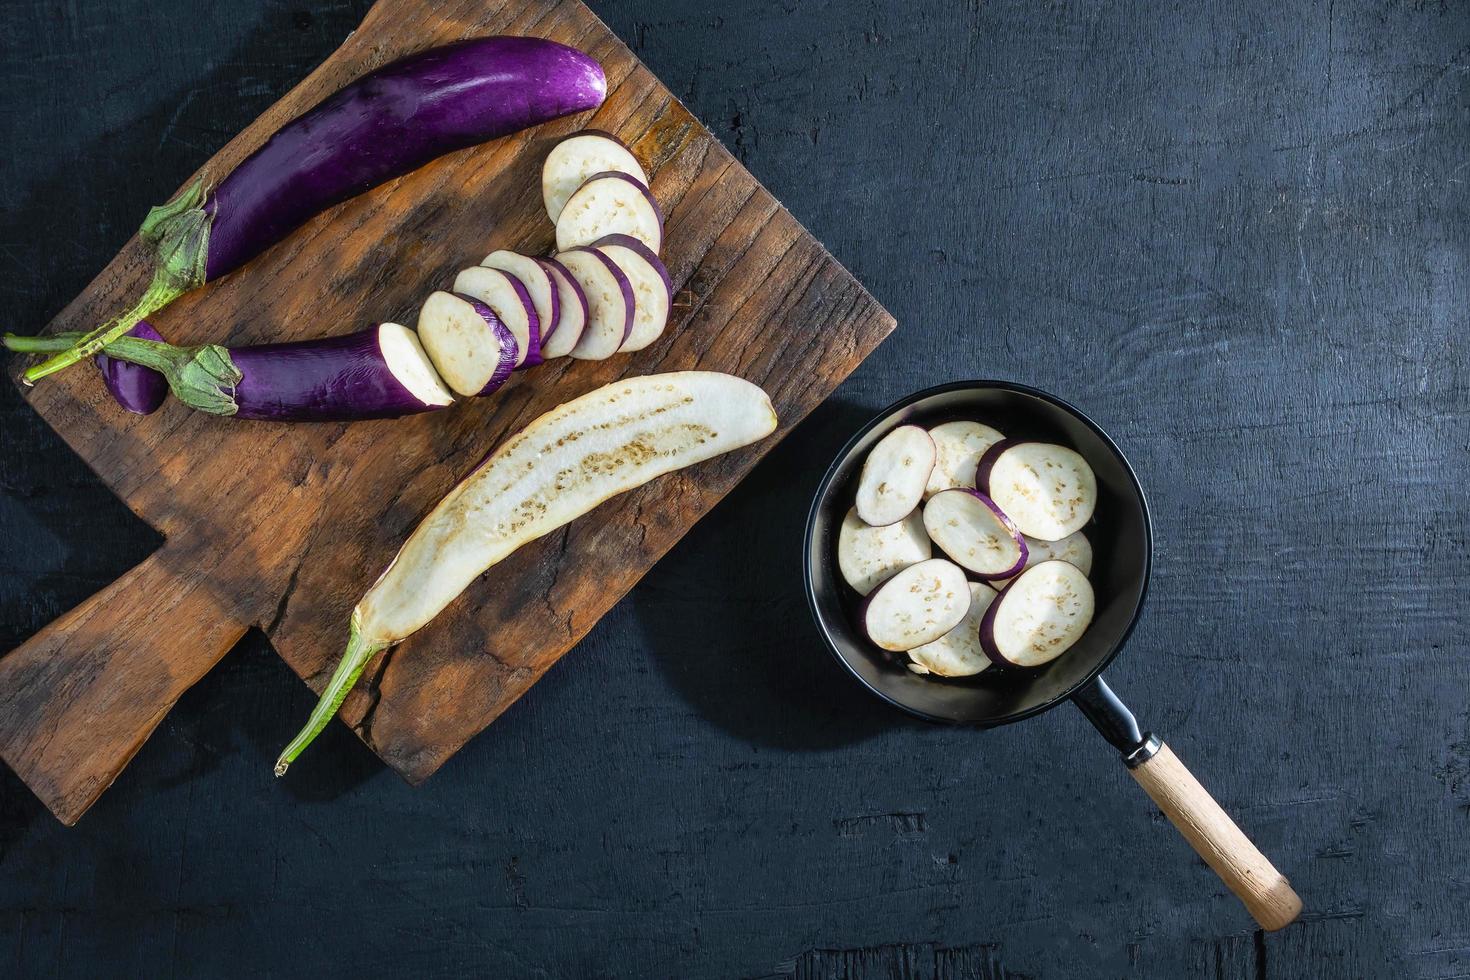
[421, 131, 669, 396]
[840, 423, 1100, 677]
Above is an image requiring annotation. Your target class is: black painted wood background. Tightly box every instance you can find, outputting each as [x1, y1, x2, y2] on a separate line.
[1, 1, 1465, 976]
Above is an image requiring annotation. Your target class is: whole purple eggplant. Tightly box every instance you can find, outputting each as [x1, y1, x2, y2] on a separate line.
[22, 36, 606, 384]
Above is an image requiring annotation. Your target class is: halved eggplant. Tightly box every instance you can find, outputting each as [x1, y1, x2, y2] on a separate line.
[854, 424, 935, 527]
[908, 582, 997, 677]
[975, 439, 1097, 541]
[542, 131, 647, 222]
[555, 171, 663, 253]
[925, 420, 1005, 497]
[555, 247, 635, 360]
[979, 560, 1095, 668]
[416, 291, 517, 397]
[452, 266, 541, 368]
[836, 506, 931, 595]
[921, 489, 1027, 579]
[860, 558, 970, 652]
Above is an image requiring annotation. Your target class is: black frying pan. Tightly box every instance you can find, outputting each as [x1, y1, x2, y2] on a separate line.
[803, 380, 1301, 931]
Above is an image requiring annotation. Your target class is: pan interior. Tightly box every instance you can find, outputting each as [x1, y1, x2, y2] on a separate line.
[805, 382, 1151, 726]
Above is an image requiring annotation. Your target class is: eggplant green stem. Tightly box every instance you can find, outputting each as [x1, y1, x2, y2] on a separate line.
[20, 178, 212, 384]
[275, 617, 387, 777]
[7, 332, 243, 415]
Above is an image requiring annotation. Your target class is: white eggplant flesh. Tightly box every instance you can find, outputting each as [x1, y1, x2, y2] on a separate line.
[555, 172, 664, 253]
[908, 582, 997, 677]
[921, 489, 1027, 579]
[925, 420, 1005, 498]
[542, 131, 648, 222]
[860, 558, 970, 652]
[976, 440, 1097, 541]
[556, 248, 634, 360]
[854, 425, 935, 526]
[991, 531, 1093, 589]
[980, 560, 1095, 668]
[377, 323, 456, 409]
[453, 266, 540, 368]
[836, 507, 931, 596]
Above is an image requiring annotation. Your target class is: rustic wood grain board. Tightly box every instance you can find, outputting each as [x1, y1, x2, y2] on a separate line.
[0, 0, 894, 825]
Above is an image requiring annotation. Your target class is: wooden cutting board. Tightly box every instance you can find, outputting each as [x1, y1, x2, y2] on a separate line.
[0, 0, 895, 826]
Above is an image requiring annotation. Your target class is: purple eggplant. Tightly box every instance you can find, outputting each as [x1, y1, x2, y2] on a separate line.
[22, 36, 607, 384]
[96, 322, 169, 415]
[9, 323, 457, 420]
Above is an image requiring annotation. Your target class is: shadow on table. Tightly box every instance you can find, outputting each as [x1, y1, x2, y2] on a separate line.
[633, 395, 921, 752]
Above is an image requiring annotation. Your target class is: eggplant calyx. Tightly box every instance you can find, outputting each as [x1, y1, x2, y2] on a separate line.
[99, 336, 242, 416]
[20, 179, 212, 385]
[274, 616, 387, 777]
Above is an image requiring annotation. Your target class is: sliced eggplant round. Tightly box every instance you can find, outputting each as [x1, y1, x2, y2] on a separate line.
[592, 234, 671, 352]
[991, 530, 1093, 589]
[975, 439, 1097, 541]
[836, 507, 931, 595]
[979, 560, 1095, 668]
[854, 424, 936, 527]
[860, 558, 970, 652]
[416, 291, 517, 397]
[921, 489, 1027, 579]
[539, 257, 588, 358]
[555, 171, 664, 253]
[542, 131, 648, 222]
[452, 266, 541, 368]
[907, 582, 998, 677]
[554, 247, 636, 360]
[925, 420, 1005, 497]
[480, 250, 559, 356]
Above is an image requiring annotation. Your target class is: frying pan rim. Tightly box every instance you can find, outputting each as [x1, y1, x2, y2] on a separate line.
[802, 378, 1154, 727]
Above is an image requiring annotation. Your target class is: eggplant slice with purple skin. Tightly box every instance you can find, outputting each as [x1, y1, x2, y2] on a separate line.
[556, 247, 635, 360]
[542, 130, 648, 222]
[554, 171, 664, 253]
[480, 250, 560, 356]
[979, 560, 1095, 668]
[908, 581, 997, 677]
[836, 506, 931, 596]
[452, 266, 541, 368]
[592, 234, 672, 353]
[975, 439, 1098, 541]
[921, 488, 1028, 580]
[415, 291, 518, 398]
[539, 257, 590, 358]
[22, 36, 607, 384]
[8, 322, 456, 420]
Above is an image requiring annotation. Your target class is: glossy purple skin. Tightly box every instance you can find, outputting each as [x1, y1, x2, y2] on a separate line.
[228, 325, 448, 421]
[452, 294, 518, 396]
[565, 245, 635, 346]
[96, 321, 168, 415]
[203, 37, 606, 280]
[590, 233, 671, 300]
[540, 256, 589, 347]
[927, 488, 1029, 580]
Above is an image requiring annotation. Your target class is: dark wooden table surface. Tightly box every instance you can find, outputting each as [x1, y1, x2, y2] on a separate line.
[2, 1, 1465, 977]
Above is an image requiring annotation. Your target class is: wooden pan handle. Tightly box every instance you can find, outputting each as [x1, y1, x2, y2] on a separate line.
[1128, 738, 1302, 931]
[0, 543, 247, 825]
